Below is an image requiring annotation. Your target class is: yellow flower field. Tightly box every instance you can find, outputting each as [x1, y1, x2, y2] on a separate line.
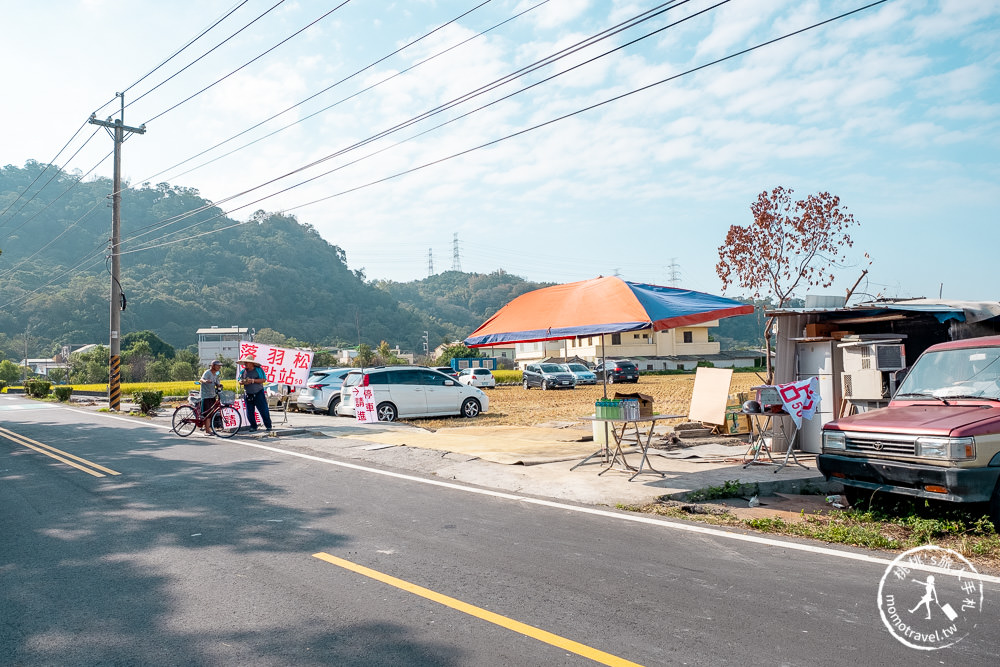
[61, 381, 240, 396]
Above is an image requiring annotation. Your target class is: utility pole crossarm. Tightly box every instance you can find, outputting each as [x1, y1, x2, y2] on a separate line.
[87, 113, 146, 135]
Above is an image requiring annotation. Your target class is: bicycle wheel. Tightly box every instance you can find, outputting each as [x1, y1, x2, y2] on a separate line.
[172, 405, 198, 436]
[211, 405, 242, 438]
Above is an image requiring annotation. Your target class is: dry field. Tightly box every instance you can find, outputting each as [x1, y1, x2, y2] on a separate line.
[409, 372, 763, 429]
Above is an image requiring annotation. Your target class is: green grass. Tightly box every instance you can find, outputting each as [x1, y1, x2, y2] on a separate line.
[685, 480, 750, 502]
[621, 494, 1000, 567]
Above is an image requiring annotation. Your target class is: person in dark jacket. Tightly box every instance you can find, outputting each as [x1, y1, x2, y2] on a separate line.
[238, 356, 272, 432]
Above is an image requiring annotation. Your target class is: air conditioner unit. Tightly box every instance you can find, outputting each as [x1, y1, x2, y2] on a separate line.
[842, 344, 907, 373]
[874, 344, 906, 371]
[842, 369, 885, 400]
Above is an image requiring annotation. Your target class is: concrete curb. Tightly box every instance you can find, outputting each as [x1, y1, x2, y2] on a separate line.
[665, 476, 843, 502]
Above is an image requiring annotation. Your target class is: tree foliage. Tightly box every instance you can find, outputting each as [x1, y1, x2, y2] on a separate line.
[717, 187, 861, 380]
[354, 343, 375, 368]
[716, 187, 859, 308]
[0, 359, 21, 385]
[436, 344, 479, 366]
[122, 330, 175, 358]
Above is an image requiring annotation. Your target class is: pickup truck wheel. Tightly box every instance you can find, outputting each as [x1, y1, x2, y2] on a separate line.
[990, 482, 1000, 529]
[841, 485, 867, 508]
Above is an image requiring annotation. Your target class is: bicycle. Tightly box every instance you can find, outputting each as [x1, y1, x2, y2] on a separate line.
[171, 388, 243, 438]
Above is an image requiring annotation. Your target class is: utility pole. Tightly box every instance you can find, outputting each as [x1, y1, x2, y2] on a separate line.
[89, 94, 145, 411]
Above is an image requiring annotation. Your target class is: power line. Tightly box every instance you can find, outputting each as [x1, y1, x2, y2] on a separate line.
[0, 197, 107, 281]
[0, 118, 94, 222]
[120, 0, 691, 248]
[277, 0, 890, 216]
[124, 0, 288, 114]
[107, 1, 885, 259]
[140, 1, 351, 125]
[120, 0, 253, 100]
[0, 243, 108, 310]
[0, 3, 255, 234]
[0, 148, 113, 240]
[140, 0, 507, 185]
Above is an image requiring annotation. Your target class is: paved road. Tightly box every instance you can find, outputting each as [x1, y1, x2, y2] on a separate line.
[2, 395, 997, 665]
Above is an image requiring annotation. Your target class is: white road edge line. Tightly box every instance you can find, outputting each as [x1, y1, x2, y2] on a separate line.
[62, 405, 1000, 584]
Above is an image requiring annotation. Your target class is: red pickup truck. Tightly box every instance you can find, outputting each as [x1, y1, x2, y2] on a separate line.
[818, 335, 1000, 522]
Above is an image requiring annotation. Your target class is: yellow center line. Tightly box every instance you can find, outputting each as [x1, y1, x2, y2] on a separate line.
[0, 425, 121, 477]
[312, 552, 644, 667]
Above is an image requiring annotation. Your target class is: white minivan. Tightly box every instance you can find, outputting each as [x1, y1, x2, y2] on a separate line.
[337, 366, 489, 421]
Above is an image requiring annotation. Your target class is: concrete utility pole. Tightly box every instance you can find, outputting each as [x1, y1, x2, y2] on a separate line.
[89, 94, 145, 411]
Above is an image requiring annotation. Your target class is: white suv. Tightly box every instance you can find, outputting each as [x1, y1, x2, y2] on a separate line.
[336, 366, 489, 421]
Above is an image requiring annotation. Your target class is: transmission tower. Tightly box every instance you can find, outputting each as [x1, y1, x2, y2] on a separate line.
[665, 258, 682, 286]
[452, 232, 462, 272]
[428, 248, 434, 277]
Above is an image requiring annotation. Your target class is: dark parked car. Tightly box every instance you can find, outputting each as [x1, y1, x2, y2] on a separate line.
[522, 363, 576, 390]
[433, 366, 459, 379]
[594, 359, 640, 383]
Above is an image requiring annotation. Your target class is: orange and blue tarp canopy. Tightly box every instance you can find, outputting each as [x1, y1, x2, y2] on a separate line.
[464, 276, 753, 347]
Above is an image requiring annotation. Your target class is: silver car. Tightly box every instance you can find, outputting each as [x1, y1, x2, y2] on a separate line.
[562, 363, 597, 385]
[296, 368, 354, 415]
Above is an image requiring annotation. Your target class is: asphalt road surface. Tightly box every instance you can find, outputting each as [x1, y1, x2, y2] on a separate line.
[2, 394, 997, 666]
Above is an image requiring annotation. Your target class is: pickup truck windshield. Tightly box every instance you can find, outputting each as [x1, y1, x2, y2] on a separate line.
[896, 347, 1000, 400]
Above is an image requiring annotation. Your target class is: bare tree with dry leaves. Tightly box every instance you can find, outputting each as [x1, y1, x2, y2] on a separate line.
[717, 187, 860, 382]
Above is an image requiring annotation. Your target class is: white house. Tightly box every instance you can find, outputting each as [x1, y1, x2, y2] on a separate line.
[197, 326, 250, 365]
[514, 322, 754, 369]
[20, 358, 68, 377]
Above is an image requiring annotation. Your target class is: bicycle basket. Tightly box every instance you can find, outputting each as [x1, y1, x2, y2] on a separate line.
[219, 390, 236, 406]
[188, 390, 200, 405]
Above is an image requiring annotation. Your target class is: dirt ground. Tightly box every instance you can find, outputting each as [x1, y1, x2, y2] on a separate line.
[409, 372, 763, 429]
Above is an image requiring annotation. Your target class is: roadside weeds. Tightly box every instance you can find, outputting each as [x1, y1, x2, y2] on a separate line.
[619, 490, 1000, 573]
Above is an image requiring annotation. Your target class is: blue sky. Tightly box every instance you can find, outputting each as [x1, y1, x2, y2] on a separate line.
[4, 0, 998, 301]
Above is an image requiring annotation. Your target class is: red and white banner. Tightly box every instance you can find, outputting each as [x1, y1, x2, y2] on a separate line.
[777, 377, 821, 428]
[351, 385, 377, 423]
[226, 399, 247, 430]
[237, 341, 313, 387]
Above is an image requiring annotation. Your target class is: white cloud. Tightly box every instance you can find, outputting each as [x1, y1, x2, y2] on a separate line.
[519, 0, 592, 30]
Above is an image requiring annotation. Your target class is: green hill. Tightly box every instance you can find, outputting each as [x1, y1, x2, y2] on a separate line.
[0, 161, 548, 360]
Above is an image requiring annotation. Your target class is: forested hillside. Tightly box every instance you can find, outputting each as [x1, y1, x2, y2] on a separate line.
[0, 162, 550, 360]
[374, 271, 549, 337]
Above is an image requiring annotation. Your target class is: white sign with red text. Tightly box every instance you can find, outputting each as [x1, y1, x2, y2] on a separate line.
[237, 341, 313, 387]
[351, 385, 377, 423]
[777, 377, 821, 428]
